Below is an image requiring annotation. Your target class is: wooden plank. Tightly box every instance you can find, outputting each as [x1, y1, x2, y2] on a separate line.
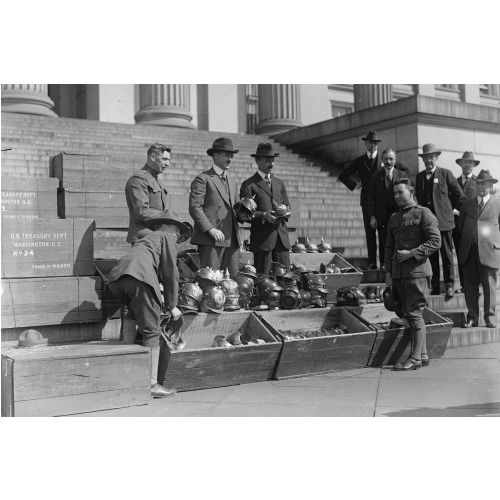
[1, 356, 14, 417]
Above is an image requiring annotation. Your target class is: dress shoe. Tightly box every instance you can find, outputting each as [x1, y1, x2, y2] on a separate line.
[486, 322, 497, 328]
[445, 286, 454, 298]
[421, 354, 430, 366]
[151, 383, 176, 398]
[462, 319, 478, 328]
[393, 357, 422, 371]
[457, 287, 464, 294]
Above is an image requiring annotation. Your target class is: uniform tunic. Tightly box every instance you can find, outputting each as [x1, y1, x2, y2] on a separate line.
[385, 203, 441, 360]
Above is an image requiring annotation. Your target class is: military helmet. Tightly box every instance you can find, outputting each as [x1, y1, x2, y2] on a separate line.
[234, 197, 257, 223]
[291, 239, 307, 254]
[179, 282, 203, 303]
[194, 267, 218, 289]
[300, 272, 328, 293]
[280, 286, 302, 309]
[264, 290, 282, 309]
[318, 237, 333, 253]
[298, 289, 312, 308]
[270, 261, 287, 278]
[200, 286, 225, 314]
[256, 276, 283, 300]
[219, 269, 239, 295]
[305, 237, 318, 253]
[239, 262, 258, 280]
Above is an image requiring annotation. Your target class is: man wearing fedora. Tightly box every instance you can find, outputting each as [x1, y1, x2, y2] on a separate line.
[189, 137, 241, 277]
[458, 170, 500, 329]
[240, 143, 291, 274]
[108, 210, 193, 398]
[367, 147, 408, 270]
[416, 144, 464, 298]
[125, 143, 171, 244]
[452, 152, 480, 292]
[339, 131, 408, 270]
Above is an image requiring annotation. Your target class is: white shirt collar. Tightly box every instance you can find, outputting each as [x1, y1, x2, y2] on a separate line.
[426, 166, 437, 177]
[478, 194, 490, 205]
[384, 167, 394, 176]
[366, 151, 377, 160]
[257, 170, 269, 180]
[213, 164, 225, 176]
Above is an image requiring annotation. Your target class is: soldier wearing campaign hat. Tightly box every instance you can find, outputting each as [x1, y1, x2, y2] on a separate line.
[108, 210, 193, 399]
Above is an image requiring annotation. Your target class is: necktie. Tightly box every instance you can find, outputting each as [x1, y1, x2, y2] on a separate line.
[220, 173, 229, 194]
[478, 197, 484, 214]
[265, 174, 271, 189]
[386, 173, 392, 188]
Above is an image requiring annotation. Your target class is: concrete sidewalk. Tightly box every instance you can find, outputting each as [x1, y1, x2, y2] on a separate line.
[71, 342, 500, 417]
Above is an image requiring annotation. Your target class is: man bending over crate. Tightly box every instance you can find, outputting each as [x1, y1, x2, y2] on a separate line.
[108, 211, 193, 398]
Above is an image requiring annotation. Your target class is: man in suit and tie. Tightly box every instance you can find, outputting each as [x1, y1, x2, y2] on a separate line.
[338, 130, 382, 270]
[416, 144, 464, 298]
[458, 170, 500, 329]
[189, 137, 241, 277]
[452, 152, 480, 292]
[367, 147, 408, 270]
[240, 143, 291, 274]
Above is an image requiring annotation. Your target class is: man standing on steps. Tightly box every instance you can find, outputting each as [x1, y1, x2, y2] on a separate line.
[125, 143, 170, 244]
[458, 170, 500, 329]
[416, 143, 464, 298]
[452, 151, 480, 293]
[367, 147, 408, 270]
[108, 211, 193, 398]
[189, 137, 241, 277]
[338, 131, 408, 270]
[385, 178, 441, 371]
[240, 143, 291, 274]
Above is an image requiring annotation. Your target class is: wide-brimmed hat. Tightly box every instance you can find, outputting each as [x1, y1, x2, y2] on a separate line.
[475, 170, 498, 184]
[456, 151, 480, 167]
[207, 137, 239, 156]
[250, 143, 280, 158]
[418, 143, 441, 157]
[362, 130, 382, 143]
[145, 210, 194, 242]
[18, 329, 48, 347]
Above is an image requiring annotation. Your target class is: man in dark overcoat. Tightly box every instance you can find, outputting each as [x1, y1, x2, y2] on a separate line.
[452, 151, 480, 292]
[189, 137, 241, 276]
[458, 170, 500, 329]
[125, 143, 170, 244]
[367, 147, 408, 269]
[385, 178, 441, 370]
[415, 143, 464, 298]
[240, 143, 291, 274]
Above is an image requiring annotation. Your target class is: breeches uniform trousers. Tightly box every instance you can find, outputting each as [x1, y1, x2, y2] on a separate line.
[393, 277, 429, 360]
[109, 275, 162, 348]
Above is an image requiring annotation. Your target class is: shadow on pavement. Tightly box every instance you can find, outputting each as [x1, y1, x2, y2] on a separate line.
[380, 402, 500, 417]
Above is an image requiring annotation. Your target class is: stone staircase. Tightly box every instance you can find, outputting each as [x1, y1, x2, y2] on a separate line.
[1, 112, 368, 256]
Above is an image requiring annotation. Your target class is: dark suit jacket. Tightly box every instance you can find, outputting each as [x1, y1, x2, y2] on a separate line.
[125, 165, 168, 243]
[457, 174, 477, 200]
[415, 166, 464, 231]
[458, 195, 500, 269]
[108, 231, 179, 308]
[240, 172, 291, 252]
[189, 167, 241, 248]
[339, 153, 408, 207]
[367, 168, 408, 222]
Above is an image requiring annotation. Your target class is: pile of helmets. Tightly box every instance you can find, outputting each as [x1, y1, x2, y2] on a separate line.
[233, 196, 257, 223]
[291, 237, 333, 254]
[235, 262, 259, 309]
[254, 273, 283, 309]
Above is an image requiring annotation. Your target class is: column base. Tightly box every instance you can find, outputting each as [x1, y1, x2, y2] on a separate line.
[254, 118, 302, 137]
[2, 93, 57, 117]
[134, 106, 195, 129]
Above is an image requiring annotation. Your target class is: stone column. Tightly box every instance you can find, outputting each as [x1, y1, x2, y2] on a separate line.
[353, 84, 393, 111]
[254, 84, 303, 136]
[1, 84, 57, 116]
[134, 84, 195, 128]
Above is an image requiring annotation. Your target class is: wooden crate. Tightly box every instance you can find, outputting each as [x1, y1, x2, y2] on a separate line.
[1, 218, 95, 278]
[351, 304, 453, 366]
[1, 342, 150, 417]
[1, 276, 102, 329]
[158, 311, 282, 392]
[1, 176, 58, 220]
[256, 307, 376, 379]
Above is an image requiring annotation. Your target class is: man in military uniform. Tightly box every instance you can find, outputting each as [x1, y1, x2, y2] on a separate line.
[385, 179, 441, 371]
[125, 143, 170, 244]
[108, 210, 193, 398]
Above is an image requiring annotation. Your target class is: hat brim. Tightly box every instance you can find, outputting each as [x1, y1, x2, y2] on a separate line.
[207, 148, 239, 156]
[418, 150, 442, 157]
[362, 137, 382, 142]
[476, 178, 498, 184]
[145, 217, 193, 238]
[250, 153, 280, 158]
[456, 159, 480, 166]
